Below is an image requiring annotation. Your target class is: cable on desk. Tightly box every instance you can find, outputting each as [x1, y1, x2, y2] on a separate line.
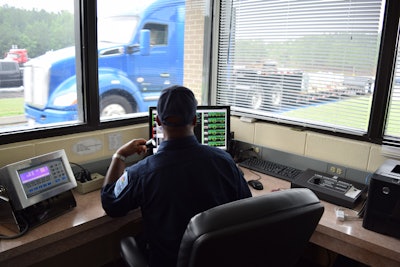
[364, 172, 373, 185]
[0, 216, 29, 239]
[233, 144, 259, 163]
[70, 162, 91, 183]
[248, 169, 262, 181]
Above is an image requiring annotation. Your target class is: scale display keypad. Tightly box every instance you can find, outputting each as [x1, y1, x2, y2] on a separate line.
[19, 159, 68, 197]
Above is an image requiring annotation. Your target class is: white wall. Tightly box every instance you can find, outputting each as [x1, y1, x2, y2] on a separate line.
[231, 116, 387, 173]
[0, 124, 148, 167]
[0, 117, 388, 174]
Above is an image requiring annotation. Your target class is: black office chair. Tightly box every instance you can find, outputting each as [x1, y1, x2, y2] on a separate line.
[120, 188, 324, 267]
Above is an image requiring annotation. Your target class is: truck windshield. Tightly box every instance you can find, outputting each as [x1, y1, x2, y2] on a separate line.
[98, 16, 139, 44]
[6, 54, 19, 60]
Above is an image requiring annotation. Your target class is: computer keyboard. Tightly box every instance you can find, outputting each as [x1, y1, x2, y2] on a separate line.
[239, 157, 303, 182]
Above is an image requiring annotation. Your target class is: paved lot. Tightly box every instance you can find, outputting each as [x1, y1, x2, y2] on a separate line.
[0, 86, 24, 98]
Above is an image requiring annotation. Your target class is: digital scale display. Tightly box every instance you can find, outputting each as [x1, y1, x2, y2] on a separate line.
[0, 150, 77, 211]
[19, 166, 50, 184]
[17, 159, 69, 198]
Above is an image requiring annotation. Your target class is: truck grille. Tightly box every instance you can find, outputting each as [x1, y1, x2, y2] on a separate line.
[24, 65, 50, 109]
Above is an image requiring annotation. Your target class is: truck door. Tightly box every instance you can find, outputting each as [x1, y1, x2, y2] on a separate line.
[137, 22, 171, 92]
[134, 3, 184, 93]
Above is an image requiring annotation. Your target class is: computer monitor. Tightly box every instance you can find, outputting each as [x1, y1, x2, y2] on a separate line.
[149, 106, 231, 154]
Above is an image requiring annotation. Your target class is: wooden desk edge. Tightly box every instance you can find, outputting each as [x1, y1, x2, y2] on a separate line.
[0, 189, 143, 267]
[311, 228, 400, 267]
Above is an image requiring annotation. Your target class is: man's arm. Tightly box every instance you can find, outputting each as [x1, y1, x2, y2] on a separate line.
[103, 138, 147, 186]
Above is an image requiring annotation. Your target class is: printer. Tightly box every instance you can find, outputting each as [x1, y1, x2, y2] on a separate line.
[363, 159, 400, 238]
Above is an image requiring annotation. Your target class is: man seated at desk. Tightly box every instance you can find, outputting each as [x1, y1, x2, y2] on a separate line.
[101, 85, 252, 267]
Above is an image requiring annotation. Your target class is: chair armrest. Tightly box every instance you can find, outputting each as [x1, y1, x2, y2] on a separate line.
[120, 236, 149, 267]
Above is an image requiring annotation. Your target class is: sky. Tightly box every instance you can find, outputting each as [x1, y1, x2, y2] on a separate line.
[0, 0, 73, 13]
[0, 0, 155, 16]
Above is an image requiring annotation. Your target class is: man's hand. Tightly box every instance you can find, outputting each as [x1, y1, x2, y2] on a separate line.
[116, 138, 147, 158]
[103, 138, 147, 187]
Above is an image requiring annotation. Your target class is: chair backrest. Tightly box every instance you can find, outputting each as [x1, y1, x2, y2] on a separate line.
[177, 188, 324, 267]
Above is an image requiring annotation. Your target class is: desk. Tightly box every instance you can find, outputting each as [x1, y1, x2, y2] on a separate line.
[0, 189, 143, 267]
[1, 169, 400, 267]
[243, 168, 400, 267]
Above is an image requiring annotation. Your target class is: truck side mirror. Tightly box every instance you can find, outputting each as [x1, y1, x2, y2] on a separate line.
[140, 29, 151, 56]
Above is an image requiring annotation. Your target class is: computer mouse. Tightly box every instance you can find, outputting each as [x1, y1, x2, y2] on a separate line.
[247, 179, 263, 190]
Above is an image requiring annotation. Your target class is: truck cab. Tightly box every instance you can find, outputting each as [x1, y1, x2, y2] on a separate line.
[24, 0, 185, 124]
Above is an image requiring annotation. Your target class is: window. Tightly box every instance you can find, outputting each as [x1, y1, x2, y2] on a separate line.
[382, 32, 400, 157]
[2, 0, 396, 147]
[144, 23, 168, 46]
[0, 0, 81, 140]
[216, 0, 386, 137]
[0, 0, 211, 144]
[384, 51, 400, 139]
[2, 62, 17, 71]
[96, 0, 208, 121]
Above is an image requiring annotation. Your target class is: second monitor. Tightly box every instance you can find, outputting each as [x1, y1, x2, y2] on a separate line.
[149, 106, 230, 154]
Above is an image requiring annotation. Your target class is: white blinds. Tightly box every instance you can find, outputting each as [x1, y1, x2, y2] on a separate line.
[383, 47, 400, 151]
[216, 0, 384, 135]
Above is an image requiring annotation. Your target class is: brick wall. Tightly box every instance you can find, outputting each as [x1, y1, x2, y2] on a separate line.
[184, 0, 206, 102]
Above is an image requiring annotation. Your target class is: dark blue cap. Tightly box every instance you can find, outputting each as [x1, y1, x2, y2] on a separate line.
[157, 85, 197, 127]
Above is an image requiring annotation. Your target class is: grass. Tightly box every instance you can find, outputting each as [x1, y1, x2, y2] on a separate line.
[283, 96, 371, 130]
[386, 99, 400, 136]
[283, 95, 400, 136]
[0, 95, 398, 137]
[0, 97, 24, 116]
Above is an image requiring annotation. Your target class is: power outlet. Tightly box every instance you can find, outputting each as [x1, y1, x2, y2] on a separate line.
[326, 164, 347, 177]
[75, 173, 105, 194]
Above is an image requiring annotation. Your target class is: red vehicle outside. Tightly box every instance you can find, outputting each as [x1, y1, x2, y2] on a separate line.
[4, 48, 28, 65]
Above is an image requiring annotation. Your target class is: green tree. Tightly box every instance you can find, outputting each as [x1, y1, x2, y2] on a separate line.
[0, 5, 74, 59]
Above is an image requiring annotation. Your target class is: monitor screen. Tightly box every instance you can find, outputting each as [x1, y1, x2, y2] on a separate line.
[149, 106, 231, 153]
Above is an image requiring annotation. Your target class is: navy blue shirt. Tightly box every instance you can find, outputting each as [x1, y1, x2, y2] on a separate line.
[101, 135, 251, 267]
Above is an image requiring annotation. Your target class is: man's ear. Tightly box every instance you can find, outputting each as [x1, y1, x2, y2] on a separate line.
[192, 116, 197, 126]
[156, 115, 162, 126]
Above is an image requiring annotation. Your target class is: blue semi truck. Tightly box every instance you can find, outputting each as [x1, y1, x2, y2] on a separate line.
[23, 0, 185, 124]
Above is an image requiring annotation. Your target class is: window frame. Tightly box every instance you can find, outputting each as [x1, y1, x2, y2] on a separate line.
[0, 0, 147, 145]
[369, 0, 400, 143]
[1, 0, 399, 148]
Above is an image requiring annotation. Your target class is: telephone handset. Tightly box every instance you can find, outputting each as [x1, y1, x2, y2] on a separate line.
[0, 150, 77, 236]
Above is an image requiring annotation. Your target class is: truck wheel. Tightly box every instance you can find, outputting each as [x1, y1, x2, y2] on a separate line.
[248, 84, 263, 110]
[268, 83, 283, 107]
[100, 95, 136, 117]
[270, 86, 283, 106]
[265, 83, 283, 111]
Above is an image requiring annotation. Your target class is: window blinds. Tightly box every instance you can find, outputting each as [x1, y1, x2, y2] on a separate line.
[216, 0, 384, 135]
[383, 45, 400, 155]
